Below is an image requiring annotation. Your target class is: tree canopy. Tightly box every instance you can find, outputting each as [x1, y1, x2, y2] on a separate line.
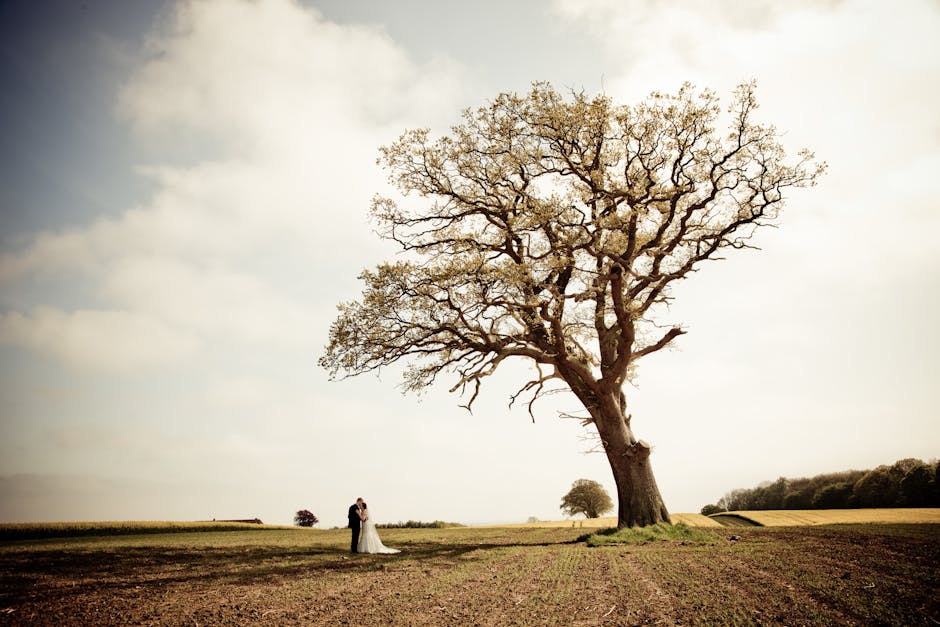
[294, 509, 318, 527]
[561, 479, 614, 519]
[322, 81, 822, 410]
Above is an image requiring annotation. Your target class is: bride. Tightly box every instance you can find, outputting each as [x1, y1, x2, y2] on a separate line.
[357, 502, 400, 554]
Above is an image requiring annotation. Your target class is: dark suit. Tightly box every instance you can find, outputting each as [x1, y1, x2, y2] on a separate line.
[348, 504, 362, 553]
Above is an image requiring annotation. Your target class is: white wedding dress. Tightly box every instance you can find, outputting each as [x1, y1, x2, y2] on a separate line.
[357, 514, 400, 554]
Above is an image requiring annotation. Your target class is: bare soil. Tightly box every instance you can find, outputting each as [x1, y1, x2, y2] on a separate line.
[1, 524, 937, 625]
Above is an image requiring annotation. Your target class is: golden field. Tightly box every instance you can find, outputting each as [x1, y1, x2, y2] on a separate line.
[497, 508, 940, 529]
[497, 512, 723, 528]
[716, 507, 940, 526]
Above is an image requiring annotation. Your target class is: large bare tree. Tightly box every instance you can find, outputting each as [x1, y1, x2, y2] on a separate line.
[321, 82, 824, 528]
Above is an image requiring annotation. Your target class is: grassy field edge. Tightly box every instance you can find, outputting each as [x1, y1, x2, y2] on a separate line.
[0, 520, 303, 541]
[3, 508, 938, 541]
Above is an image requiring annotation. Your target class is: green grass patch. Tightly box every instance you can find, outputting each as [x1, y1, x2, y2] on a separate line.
[580, 522, 719, 546]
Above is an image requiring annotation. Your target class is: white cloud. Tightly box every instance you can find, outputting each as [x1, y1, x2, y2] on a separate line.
[0, 0, 482, 527]
[103, 254, 318, 346]
[119, 0, 462, 145]
[0, 307, 200, 370]
[553, 0, 940, 160]
[0, 0, 468, 370]
[0, 227, 104, 282]
[204, 374, 284, 407]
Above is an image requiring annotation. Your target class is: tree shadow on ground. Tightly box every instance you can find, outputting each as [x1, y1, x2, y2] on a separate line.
[0, 536, 582, 602]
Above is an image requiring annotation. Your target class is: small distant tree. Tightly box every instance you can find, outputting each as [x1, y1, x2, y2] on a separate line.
[561, 479, 614, 518]
[294, 509, 319, 527]
[700, 503, 723, 516]
[527, 516, 540, 523]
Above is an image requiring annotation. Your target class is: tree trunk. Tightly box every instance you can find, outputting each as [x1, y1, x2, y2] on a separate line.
[595, 401, 671, 528]
[605, 438, 671, 528]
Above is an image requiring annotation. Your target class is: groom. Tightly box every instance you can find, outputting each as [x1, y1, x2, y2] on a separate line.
[347, 497, 364, 553]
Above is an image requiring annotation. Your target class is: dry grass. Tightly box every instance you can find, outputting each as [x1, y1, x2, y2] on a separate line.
[718, 508, 940, 526]
[494, 512, 724, 529]
[7, 509, 934, 541]
[0, 520, 298, 541]
[493, 509, 940, 530]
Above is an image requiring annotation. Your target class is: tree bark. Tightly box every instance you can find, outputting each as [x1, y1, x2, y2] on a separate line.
[594, 399, 671, 528]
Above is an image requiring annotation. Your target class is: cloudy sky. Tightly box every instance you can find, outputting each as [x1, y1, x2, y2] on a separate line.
[1, 0, 937, 528]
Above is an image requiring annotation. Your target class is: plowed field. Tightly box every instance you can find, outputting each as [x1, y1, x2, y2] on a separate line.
[1, 524, 937, 625]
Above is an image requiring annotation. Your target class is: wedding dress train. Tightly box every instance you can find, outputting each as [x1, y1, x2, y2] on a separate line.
[357, 517, 400, 554]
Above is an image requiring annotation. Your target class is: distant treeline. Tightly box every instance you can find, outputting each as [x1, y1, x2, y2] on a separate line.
[376, 520, 465, 529]
[701, 458, 939, 515]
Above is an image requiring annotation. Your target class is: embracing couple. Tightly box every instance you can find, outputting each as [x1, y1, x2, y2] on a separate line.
[348, 497, 400, 554]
